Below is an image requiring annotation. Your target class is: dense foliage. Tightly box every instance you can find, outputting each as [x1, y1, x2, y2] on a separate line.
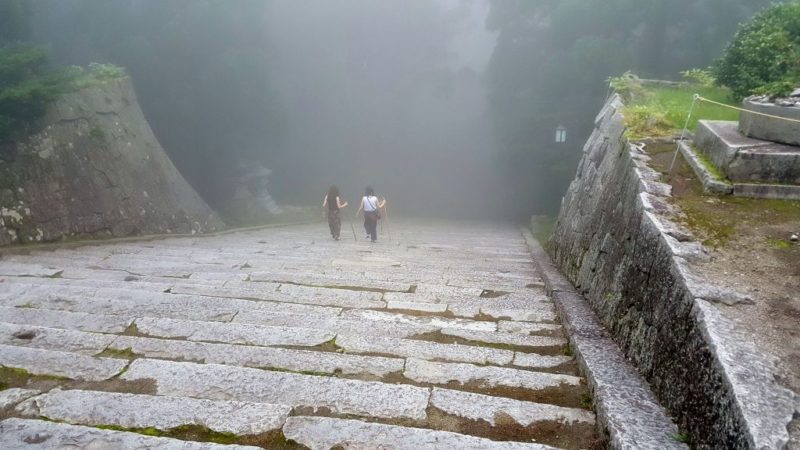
[485, 0, 773, 215]
[0, 45, 74, 140]
[714, 1, 800, 99]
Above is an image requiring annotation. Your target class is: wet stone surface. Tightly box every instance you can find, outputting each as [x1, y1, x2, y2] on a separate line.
[0, 222, 598, 449]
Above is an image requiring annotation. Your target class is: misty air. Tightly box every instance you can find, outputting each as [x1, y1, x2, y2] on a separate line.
[0, 1, 798, 449]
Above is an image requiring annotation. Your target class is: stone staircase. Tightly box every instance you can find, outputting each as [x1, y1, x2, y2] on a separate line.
[0, 223, 633, 449]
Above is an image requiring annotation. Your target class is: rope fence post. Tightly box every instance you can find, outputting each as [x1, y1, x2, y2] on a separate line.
[669, 94, 700, 174]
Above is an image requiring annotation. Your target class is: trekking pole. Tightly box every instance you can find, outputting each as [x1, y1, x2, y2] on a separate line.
[350, 220, 357, 241]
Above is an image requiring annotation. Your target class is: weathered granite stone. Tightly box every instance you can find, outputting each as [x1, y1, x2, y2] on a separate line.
[430, 388, 594, 427]
[0, 322, 116, 355]
[0, 344, 127, 381]
[0, 418, 259, 449]
[497, 320, 562, 334]
[109, 335, 404, 377]
[340, 309, 496, 332]
[282, 416, 559, 450]
[133, 317, 336, 347]
[121, 359, 430, 420]
[740, 97, 800, 147]
[0, 306, 133, 333]
[336, 334, 514, 365]
[386, 300, 448, 313]
[0, 77, 222, 247]
[512, 353, 573, 369]
[0, 389, 40, 409]
[677, 140, 734, 195]
[404, 358, 581, 390]
[547, 92, 798, 448]
[440, 328, 565, 348]
[17, 389, 291, 435]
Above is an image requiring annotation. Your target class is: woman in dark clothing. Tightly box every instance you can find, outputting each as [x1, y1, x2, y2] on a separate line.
[356, 186, 386, 242]
[322, 185, 348, 240]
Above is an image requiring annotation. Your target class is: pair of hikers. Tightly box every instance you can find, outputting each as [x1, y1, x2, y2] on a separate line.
[322, 185, 386, 242]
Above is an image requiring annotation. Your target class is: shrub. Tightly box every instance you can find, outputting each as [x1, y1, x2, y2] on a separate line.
[609, 71, 646, 103]
[713, 1, 800, 100]
[681, 68, 716, 88]
[0, 44, 73, 140]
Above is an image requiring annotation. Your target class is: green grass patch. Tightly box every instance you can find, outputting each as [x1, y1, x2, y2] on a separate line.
[622, 84, 740, 138]
[766, 237, 792, 250]
[693, 147, 726, 181]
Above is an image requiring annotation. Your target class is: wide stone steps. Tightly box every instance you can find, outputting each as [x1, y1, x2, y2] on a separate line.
[0, 222, 599, 449]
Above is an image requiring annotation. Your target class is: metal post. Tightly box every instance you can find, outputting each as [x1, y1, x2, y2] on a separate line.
[669, 94, 700, 173]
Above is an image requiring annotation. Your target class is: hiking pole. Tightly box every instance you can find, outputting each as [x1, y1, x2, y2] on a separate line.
[350, 220, 357, 241]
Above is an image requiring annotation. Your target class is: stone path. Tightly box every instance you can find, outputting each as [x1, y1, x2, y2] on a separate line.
[0, 222, 598, 449]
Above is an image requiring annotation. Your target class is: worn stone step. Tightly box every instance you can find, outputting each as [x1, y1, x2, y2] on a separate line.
[0, 306, 133, 334]
[498, 320, 562, 335]
[0, 322, 115, 355]
[0, 418, 260, 449]
[336, 334, 513, 365]
[234, 310, 437, 339]
[404, 358, 582, 392]
[121, 359, 430, 420]
[0, 388, 40, 409]
[441, 328, 565, 348]
[134, 317, 336, 348]
[109, 335, 404, 378]
[282, 416, 559, 450]
[249, 271, 412, 292]
[0, 263, 63, 278]
[171, 282, 386, 309]
[512, 352, 573, 369]
[430, 388, 594, 427]
[340, 309, 496, 332]
[0, 344, 127, 381]
[17, 389, 291, 435]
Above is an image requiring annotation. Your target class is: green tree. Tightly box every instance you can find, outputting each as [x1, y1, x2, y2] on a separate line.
[714, 0, 800, 99]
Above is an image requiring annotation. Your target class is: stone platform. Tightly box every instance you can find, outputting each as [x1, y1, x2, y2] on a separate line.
[695, 120, 800, 184]
[0, 222, 682, 449]
[740, 97, 800, 147]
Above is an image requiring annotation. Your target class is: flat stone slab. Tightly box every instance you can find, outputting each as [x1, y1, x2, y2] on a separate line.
[430, 388, 594, 427]
[0, 418, 260, 449]
[109, 335, 404, 377]
[282, 416, 559, 450]
[404, 358, 581, 391]
[0, 344, 127, 381]
[134, 317, 336, 347]
[740, 98, 800, 146]
[0, 263, 63, 278]
[17, 389, 291, 435]
[121, 359, 430, 420]
[341, 310, 496, 332]
[336, 334, 513, 365]
[0, 388, 40, 409]
[513, 352, 573, 369]
[0, 306, 133, 334]
[386, 300, 449, 313]
[0, 322, 115, 355]
[248, 272, 412, 292]
[173, 282, 386, 309]
[497, 320, 562, 334]
[234, 310, 437, 338]
[441, 328, 565, 348]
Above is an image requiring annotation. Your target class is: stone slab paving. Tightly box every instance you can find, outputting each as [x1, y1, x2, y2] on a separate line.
[282, 416, 560, 450]
[430, 388, 594, 427]
[0, 344, 127, 381]
[17, 389, 291, 435]
[0, 221, 657, 448]
[0, 418, 261, 449]
[121, 359, 431, 421]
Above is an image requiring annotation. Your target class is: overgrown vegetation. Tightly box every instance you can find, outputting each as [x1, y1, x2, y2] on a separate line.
[0, 44, 126, 141]
[611, 72, 740, 139]
[714, 0, 800, 99]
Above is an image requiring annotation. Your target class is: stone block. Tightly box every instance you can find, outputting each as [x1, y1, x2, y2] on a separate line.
[739, 98, 800, 146]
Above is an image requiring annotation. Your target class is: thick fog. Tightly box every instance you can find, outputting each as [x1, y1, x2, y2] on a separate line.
[19, 0, 773, 221]
[263, 0, 499, 218]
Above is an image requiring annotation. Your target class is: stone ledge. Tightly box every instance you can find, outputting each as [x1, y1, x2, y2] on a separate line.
[740, 98, 800, 147]
[522, 230, 685, 450]
[677, 140, 733, 195]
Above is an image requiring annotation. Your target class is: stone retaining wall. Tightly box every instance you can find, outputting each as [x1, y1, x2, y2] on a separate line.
[0, 77, 223, 246]
[549, 94, 796, 449]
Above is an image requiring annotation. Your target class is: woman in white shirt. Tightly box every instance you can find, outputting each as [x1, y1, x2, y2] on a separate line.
[356, 186, 386, 242]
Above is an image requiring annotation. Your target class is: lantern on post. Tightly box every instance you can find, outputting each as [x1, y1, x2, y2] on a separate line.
[555, 125, 567, 143]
